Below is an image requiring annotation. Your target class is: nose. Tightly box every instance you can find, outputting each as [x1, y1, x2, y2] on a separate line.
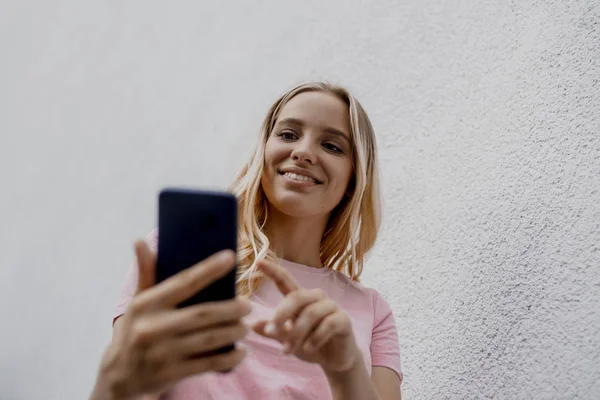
[290, 140, 316, 165]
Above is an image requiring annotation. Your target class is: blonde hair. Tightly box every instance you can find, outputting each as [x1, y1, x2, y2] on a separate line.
[230, 82, 382, 296]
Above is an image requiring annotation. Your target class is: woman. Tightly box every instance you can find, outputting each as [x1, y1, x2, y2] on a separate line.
[91, 82, 403, 399]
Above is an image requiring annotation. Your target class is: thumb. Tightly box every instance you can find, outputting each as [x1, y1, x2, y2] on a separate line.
[134, 239, 156, 294]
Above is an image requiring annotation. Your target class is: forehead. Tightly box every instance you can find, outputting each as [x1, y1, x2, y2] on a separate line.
[275, 91, 351, 136]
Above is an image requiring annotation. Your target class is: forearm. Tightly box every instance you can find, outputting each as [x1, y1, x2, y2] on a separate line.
[89, 374, 113, 400]
[90, 380, 156, 400]
[324, 354, 380, 400]
[90, 374, 158, 400]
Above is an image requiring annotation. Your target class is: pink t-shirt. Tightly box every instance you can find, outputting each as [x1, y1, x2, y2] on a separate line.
[114, 233, 402, 399]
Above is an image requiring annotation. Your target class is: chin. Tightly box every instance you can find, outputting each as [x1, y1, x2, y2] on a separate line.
[269, 192, 321, 218]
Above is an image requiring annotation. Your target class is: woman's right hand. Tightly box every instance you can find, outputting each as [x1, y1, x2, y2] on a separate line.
[93, 240, 251, 400]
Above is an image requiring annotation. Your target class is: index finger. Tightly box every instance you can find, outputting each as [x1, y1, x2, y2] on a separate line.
[256, 259, 300, 295]
[139, 249, 236, 309]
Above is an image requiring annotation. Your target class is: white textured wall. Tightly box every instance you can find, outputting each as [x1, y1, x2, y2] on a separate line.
[1, 1, 598, 399]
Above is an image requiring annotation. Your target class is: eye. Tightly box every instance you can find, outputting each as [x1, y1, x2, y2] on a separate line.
[277, 130, 298, 141]
[323, 142, 343, 154]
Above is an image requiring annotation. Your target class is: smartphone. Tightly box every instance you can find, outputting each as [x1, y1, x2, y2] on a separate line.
[156, 187, 238, 323]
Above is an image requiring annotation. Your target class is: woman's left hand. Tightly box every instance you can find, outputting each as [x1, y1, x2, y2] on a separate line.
[251, 259, 361, 373]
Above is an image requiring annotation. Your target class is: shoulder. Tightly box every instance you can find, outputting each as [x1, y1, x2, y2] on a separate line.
[342, 273, 395, 325]
[327, 269, 391, 313]
[366, 286, 393, 313]
[363, 285, 395, 325]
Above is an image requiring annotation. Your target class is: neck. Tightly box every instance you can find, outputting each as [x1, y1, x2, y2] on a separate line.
[264, 206, 329, 268]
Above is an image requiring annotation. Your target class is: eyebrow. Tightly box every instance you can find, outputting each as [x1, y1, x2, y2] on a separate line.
[277, 117, 351, 143]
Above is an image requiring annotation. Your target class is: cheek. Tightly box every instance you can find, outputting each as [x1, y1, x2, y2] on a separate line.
[340, 160, 354, 185]
[264, 139, 287, 168]
[344, 162, 354, 182]
[262, 143, 278, 176]
[329, 160, 354, 193]
[263, 140, 273, 164]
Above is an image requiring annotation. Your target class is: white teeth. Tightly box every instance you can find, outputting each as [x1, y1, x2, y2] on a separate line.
[283, 172, 317, 183]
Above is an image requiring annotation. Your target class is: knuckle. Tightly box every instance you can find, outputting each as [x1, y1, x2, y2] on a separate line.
[304, 307, 319, 320]
[272, 314, 285, 326]
[333, 313, 349, 330]
[129, 297, 147, 315]
[289, 291, 304, 302]
[326, 299, 338, 311]
[193, 304, 210, 320]
[323, 316, 336, 330]
[201, 331, 219, 348]
[341, 314, 352, 328]
[131, 320, 154, 345]
[146, 345, 168, 367]
[273, 306, 289, 320]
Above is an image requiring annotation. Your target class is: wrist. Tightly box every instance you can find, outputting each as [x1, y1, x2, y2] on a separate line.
[322, 352, 380, 400]
[91, 349, 119, 400]
[90, 376, 114, 400]
[322, 350, 363, 378]
[92, 353, 128, 400]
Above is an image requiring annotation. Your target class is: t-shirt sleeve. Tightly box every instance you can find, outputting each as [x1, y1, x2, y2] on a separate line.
[113, 229, 158, 325]
[370, 289, 403, 385]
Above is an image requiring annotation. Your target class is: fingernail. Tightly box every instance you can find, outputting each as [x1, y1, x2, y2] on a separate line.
[265, 322, 277, 336]
[283, 342, 292, 353]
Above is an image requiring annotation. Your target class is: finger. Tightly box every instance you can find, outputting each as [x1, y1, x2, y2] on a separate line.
[142, 298, 252, 341]
[158, 346, 247, 383]
[138, 250, 236, 309]
[250, 320, 271, 338]
[303, 313, 346, 353]
[271, 289, 326, 328]
[256, 259, 300, 295]
[287, 299, 337, 354]
[148, 322, 248, 362]
[251, 319, 293, 345]
[135, 240, 157, 294]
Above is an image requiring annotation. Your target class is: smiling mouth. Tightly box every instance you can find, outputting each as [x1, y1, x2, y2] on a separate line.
[278, 171, 321, 184]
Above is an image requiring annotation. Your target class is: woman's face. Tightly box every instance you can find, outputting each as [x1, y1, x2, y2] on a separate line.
[261, 91, 354, 219]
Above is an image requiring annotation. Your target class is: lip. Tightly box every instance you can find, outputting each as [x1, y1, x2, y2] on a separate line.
[277, 166, 323, 184]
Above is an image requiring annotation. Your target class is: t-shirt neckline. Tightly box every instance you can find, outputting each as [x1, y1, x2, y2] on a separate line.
[279, 258, 331, 275]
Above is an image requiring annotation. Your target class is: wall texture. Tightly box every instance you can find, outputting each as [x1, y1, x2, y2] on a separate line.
[1, 1, 598, 399]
